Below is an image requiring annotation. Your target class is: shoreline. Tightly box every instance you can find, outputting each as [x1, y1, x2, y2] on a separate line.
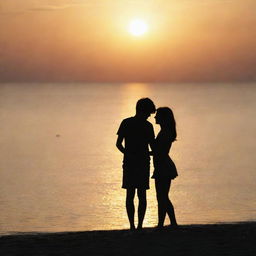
[1, 222, 255, 256]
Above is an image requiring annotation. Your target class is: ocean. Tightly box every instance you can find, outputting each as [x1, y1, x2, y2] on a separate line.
[0, 82, 255, 234]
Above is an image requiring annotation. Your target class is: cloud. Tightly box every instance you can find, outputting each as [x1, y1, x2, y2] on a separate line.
[29, 5, 71, 12]
[27, 1, 110, 12]
[0, 0, 89, 14]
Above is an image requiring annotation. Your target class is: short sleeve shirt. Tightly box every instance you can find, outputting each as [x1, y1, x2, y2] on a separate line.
[117, 116, 155, 166]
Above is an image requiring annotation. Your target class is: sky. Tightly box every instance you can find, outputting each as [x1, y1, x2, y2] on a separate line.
[0, 0, 256, 83]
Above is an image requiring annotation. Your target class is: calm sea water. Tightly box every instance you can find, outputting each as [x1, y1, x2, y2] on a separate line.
[0, 82, 255, 234]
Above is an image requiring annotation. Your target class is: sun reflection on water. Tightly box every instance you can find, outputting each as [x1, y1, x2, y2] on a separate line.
[110, 83, 159, 228]
[1, 83, 256, 233]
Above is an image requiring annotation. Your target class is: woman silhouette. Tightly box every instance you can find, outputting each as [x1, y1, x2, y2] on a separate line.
[152, 107, 178, 228]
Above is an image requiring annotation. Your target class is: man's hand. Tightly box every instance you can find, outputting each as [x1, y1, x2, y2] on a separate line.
[116, 135, 125, 154]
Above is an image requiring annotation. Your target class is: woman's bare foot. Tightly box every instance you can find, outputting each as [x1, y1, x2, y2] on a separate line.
[167, 223, 179, 229]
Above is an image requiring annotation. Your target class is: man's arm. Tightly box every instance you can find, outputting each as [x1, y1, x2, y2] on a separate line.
[116, 134, 125, 154]
[149, 124, 155, 154]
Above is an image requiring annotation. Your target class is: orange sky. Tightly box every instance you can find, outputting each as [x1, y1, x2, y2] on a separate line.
[0, 0, 256, 82]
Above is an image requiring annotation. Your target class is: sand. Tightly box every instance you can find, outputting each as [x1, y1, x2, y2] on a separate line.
[0, 222, 255, 256]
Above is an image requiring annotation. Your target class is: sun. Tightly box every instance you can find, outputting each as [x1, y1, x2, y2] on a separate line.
[128, 19, 148, 37]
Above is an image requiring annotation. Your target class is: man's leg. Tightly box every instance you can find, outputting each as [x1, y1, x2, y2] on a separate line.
[137, 189, 147, 230]
[126, 188, 136, 230]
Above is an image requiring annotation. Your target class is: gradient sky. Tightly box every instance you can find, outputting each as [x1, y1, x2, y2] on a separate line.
[1, 0, 256, 82]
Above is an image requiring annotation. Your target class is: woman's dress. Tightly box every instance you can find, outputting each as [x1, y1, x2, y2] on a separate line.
[152, 130, 178, 180]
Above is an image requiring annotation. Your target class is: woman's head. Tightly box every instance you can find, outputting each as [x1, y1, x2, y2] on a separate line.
[155, 107, 177, 141]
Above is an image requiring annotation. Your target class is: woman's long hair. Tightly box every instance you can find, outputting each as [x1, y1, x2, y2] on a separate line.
[157, 107, 177, 142]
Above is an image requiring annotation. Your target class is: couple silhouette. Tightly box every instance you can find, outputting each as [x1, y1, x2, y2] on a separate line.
[116, 98, 178, 230]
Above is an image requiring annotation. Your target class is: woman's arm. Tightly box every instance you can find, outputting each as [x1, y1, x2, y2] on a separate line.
[149, 137, 155, 156]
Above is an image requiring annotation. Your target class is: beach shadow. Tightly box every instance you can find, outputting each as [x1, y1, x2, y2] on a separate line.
[1, 222, 255, 256]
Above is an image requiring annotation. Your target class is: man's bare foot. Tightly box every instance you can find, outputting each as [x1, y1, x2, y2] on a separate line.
[137, 225, 143, 230]
[130, 225, 136, 231]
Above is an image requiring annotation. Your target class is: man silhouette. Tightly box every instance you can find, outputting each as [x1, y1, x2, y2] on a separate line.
[116, 98, 156, 230]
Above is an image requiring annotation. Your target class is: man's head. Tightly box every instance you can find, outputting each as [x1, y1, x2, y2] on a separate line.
[136, 98, 156, 119]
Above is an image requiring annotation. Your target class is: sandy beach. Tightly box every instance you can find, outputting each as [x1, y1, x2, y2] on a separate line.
[0, 222, 255, 256]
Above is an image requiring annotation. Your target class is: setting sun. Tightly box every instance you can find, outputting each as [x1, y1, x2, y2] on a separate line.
[128, 19, 148, 37]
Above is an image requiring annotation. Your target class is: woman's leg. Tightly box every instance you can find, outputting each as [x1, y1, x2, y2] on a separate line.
[156, 178, 177, 227]
[126, 188, 136, 230]
[155, 178, 167, 227]
[165, 180, 178, 226]
[137, 189, 147, 229]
